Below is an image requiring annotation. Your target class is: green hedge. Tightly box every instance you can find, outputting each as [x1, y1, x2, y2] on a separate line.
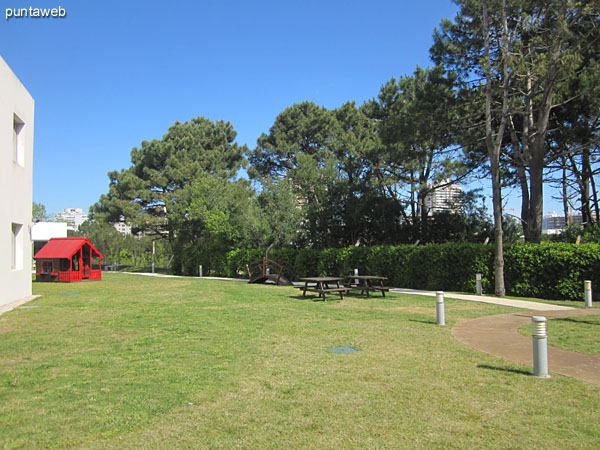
[221, 242, 600, 302]
[503, 243, 600, 301]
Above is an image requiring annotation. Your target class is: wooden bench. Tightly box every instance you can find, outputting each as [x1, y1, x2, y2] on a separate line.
[352, 286, 391, 297]
[297, 277, 349, 300]
[346, 276, 390, 297]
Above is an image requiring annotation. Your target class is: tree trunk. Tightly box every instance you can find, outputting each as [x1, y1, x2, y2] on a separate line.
[525, 159, 544, 243]
[483, 0, 507, 297]
[590, 166, 599, 223]
[581, 149, 592, 226]
[490, 155, 505, 296]
[562, 159, 569, 224]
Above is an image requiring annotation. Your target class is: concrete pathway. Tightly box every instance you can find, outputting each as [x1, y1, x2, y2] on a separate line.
[391, 288, 600, 385]
[0, 295, 42, 316]
[119, 272, 249, 282]
[453, 309, 600, 386]
[390, 288, 574, 311]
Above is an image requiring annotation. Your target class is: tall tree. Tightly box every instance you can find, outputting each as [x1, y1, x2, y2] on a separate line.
[433, 0, 600, 244]
[432, 0, 512, 295]
[249, 101, 401, 247]
[92, 117, 245, 233]
[92, 117, 246, 273]
[249, 102, 335, 179]
[431, 0, 599, 293]
[364, 66, 470, 241]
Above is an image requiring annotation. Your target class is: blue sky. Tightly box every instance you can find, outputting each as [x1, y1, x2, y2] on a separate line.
[1, 0, 562, 217]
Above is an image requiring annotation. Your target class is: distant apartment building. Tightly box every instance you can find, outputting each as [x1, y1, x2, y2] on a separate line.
[57, 207, 89, 231]
[113, 220, 132, 235]
[425, 181, 463, 215]
[543, 211, 584, 234]
[1, 56, 35, 307]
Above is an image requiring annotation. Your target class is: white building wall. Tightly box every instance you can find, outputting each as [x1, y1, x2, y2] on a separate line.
[31, 222, 68, 241]
[0, 56, 34, 307]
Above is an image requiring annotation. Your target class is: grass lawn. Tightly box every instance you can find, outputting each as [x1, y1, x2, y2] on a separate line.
[519, 314, 600, 358]
[1, 274, 598, 449]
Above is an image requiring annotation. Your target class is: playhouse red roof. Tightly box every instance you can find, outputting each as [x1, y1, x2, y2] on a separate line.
[34, 237, 104, 259]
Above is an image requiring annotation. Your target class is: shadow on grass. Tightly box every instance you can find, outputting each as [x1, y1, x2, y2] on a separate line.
[409, 318, 437, 325]
[554, 317, 600, 326]
[289, 295, 342, 303]
[477, 364, 532, 376]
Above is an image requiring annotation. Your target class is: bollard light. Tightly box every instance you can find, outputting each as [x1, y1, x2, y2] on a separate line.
[531, 316, 550, 379]
[584, 280, 593, 308]
[199, 265, 203, 277]
[436, 291, 446, 326]
[476, 273, 482, 296]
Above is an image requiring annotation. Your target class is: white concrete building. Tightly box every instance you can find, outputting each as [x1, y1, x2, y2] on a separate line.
[543, 211, 584, 234]
[57, 207, 88, 231]
[1, 56, 35, 307]
[113, 218, 132, 235]
[31, 221, 68, 254]
[425, 180, 463, 215]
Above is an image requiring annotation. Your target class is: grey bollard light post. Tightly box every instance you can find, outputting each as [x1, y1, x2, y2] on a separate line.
[151, 241, 155, 274]
[199, 265, 203, 277]
[476, 273, 482, 296]
[584, 280, 593, 308]
[532, 316, 550, 379]
[436, 291, 446, 326]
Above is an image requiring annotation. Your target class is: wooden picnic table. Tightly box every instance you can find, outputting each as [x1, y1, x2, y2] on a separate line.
[298, 277, 350, 301]
[346, 275, 390, 297]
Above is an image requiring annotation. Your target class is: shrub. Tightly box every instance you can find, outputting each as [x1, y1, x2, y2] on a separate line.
[224, 242, 599, 301]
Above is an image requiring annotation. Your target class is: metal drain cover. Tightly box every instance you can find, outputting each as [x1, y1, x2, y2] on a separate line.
[60, 292, 80, 296]
[328, 346, 359, 354]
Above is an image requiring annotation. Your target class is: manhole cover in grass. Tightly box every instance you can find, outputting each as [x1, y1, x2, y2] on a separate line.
[328, 346, 359, 354]
[60, 292, 80, 296]
[19, 306, 39, 309]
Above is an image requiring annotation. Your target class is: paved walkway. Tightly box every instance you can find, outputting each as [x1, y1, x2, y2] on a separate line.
[392, 288, 600, 385]
[0, 295, 42, 316]
[119, 272, 249, 282]
[453, 309, 600, 386]
[390, 288, 574, 311]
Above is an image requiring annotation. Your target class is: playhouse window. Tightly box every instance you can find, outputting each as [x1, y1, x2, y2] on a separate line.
[42, 261, 53, 273]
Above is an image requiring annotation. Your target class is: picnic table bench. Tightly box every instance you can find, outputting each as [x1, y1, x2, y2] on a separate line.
[297, 277, 350, 301]
[346, 275, 390, 297]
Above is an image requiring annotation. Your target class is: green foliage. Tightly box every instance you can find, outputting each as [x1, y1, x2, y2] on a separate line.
[92, 116, 246, 241]
[256, 177, 304, 248]
[75, 220, 171, 268]
[431, 0, 600, 243]
[549, 223, 600, 244]
[504, 243, 600, 300]
[224, 242, 595, 301]
[172, 177, 264, 276]
[32, 202, 51, 222]
[249, 101, 404, 248]
[292, 249, 320, 278]
[365, 66, 467, 224]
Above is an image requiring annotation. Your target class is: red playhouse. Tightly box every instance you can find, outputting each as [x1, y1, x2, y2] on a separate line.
[34, 237, 103, 282]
